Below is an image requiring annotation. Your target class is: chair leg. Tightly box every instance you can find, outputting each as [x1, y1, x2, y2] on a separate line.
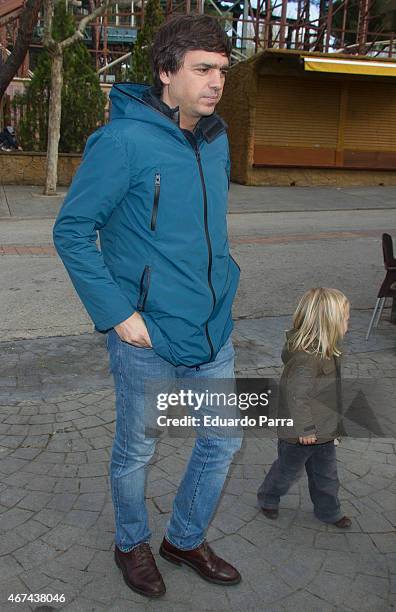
[374, 297, 386, 328]
[366, 298, 381, 340]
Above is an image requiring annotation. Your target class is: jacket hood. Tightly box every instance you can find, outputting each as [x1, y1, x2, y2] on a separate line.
[282, 329, 341, 373]
[109, 83, 155, 120]
[109, 82, 227, 143]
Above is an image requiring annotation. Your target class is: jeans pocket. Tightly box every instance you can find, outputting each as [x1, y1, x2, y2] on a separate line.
[129, 344, 152, 351]
[106, 329, 115, 351]
[121, 339, 152, 351]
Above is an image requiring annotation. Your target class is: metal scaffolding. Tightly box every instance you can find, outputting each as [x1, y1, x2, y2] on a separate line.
[212, 0, 396, 60]
[1, 0, 396, 79]
[0, 0, 30, 77]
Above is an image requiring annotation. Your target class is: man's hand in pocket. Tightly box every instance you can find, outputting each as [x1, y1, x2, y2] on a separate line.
[114, 312, 152, 348]
[298, 435, 317, 445]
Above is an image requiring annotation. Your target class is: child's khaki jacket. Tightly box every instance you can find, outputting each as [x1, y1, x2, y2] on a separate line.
[277, 333, 343, 444]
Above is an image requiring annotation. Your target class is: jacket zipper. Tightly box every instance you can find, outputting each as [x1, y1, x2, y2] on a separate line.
[137, 265, 151, 312]
[194, 146, 216, 362]
[150, 173, 161, 231]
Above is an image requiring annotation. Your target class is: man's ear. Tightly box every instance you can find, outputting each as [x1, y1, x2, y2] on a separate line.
[159, 70, 170, 86]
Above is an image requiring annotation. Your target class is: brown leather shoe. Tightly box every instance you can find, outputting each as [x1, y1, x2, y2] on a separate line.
[261, 507, 279, 520]
[159, 537, 241, 585]
[333, 516, 352, 529]
[115, 543, 166, 598]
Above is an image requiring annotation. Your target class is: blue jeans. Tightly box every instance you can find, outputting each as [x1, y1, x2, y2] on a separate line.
[106, 330, 242, 552]
[257, 439, 343, 523]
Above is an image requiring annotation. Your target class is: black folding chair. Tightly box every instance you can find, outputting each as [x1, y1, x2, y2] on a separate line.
[366, 233, 396, 340]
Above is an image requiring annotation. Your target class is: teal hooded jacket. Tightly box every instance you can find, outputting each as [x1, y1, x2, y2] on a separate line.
[53, 83, 240, 367]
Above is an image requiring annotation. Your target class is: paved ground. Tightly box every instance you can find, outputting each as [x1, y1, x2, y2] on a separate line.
[0, 184, 395, 611]
[2, 184, 396, 217]
[2, 185, 396, 340]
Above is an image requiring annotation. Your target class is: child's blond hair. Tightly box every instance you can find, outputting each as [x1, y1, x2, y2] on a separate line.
[288, 288, 349, 360]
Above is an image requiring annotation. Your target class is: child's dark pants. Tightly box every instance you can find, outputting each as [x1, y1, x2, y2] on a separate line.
[257, 439, 343, 523]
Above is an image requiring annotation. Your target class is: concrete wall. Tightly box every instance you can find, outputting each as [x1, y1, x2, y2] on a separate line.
[246, 166, 396, 186]
[3, 150, 395, 188]
[2, 149, 396, 188]
[0, 151, 81, 186]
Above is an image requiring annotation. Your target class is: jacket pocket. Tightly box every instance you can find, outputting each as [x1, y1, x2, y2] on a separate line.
[137, 265, 151, 311]
[230, 254, 241, 271]
[150, 172, 161, 231]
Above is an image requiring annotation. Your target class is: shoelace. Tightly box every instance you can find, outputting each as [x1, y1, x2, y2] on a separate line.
[132, 543, 156, 569]
[134, 543, 153, 558]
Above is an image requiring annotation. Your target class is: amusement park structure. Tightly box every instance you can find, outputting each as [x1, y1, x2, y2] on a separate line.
[1, 0, 396, 76]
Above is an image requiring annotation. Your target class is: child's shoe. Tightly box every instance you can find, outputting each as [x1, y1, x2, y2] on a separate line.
[333, 516, 351, 528]
[261, 508, 279, 520]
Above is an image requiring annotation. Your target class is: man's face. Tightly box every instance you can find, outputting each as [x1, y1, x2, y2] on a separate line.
[160, 50, 229, 127]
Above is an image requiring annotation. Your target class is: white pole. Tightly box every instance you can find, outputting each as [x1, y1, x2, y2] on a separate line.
[241, 0, 249, 52]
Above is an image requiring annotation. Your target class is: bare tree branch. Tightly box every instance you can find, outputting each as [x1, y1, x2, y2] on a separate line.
[59, 0, 112, 49]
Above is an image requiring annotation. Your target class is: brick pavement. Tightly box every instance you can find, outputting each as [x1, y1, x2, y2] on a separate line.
[232, 228, 396, 246]
[2, 228, 396, 256]
[0, 246, 56, 256]
[0, 313, 395, 611]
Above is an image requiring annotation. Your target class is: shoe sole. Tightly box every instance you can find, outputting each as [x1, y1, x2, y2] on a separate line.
[115, 552, 166, 598]
[262, 512, 279, 520]
[261, 508, 279, 519]
[159, 547, 241, 586]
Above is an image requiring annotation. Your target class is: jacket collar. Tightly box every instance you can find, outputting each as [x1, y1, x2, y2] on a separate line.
[141, 86, 227, 143]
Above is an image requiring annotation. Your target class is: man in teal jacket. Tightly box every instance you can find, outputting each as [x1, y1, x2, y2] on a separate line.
[54, 15, 242, 597]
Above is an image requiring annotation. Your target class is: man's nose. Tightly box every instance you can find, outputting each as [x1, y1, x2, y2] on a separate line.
[208, 70, 222, 90]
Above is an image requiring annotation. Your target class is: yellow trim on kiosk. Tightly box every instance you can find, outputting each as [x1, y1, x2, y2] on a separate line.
[304, 57, 396, 77]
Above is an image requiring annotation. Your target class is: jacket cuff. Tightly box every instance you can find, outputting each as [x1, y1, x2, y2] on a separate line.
[94, 306, 136, 332]
[300, 424, 317, 436]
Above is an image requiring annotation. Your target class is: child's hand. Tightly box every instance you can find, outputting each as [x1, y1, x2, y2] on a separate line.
[299, 435, 317, 445]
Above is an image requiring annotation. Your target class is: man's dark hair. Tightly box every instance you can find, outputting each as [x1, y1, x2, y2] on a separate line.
[151, 15, 232, 89]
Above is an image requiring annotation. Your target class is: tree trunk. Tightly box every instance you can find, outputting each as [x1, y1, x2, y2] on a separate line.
[0, 0, 41, 101]
[42, 0, 109, 194]
[44, 49, 63, 195]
